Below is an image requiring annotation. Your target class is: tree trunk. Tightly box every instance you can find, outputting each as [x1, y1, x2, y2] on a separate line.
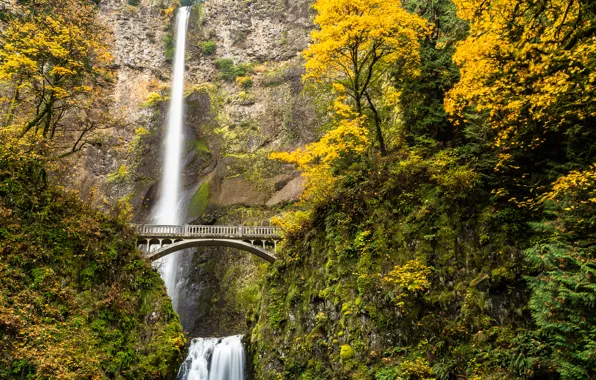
[365, 92, 387, 156]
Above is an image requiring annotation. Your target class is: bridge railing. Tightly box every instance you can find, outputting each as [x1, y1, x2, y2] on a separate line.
[133, 224, 282, 239]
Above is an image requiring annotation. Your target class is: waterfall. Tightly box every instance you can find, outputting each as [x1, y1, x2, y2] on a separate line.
[153, 6, 191, 311]
[178, 336, 245, 380]
[150, 6, 248, 380]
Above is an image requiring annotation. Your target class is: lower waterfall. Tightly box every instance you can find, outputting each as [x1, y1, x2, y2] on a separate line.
[177, 335, 245, 380]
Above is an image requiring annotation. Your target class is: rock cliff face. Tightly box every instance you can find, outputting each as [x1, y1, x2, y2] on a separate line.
[71, 0, 320, 337]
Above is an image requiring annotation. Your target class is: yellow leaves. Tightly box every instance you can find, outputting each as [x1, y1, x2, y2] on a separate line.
[446, 0, 596, 177]
[271, 210, 313, 238]
[383, 260, 430, 291]
[0, 0, 115, 152]
[382, 260, 431, 308]
[50, 66, 76, 77]
[270, 114, 370, 204]
[303, 0, 427, 91]
[163, 5, 177, 18]
[134, 127, 150, 136]
[538, 165, 596, 204]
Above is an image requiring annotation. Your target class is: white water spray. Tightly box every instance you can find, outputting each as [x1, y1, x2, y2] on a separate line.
[151, 7, 248, 379]
[154, 6, 191, 310]
[177, 336, 245, 380]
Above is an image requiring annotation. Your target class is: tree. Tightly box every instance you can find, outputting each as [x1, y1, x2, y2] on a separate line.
[302, 0, 427, 155]
[445, 0, 596, 203]
[394, 0, 467, 143]
[526, 166, 596, 378]
[0, 0, 115, 156]
[270, 104, 370, 205]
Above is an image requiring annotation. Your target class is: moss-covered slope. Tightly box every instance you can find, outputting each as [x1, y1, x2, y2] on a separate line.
[249, 152, 554, 379]
[0, 147, 185, 378]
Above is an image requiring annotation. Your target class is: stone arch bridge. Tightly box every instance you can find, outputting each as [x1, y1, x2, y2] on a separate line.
[134, 224, 281, 263]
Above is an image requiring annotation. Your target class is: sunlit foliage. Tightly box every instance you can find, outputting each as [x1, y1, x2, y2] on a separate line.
[303, 0, 427, 154]
[0, 0, 115, 157]
[270, 106, 370, 205]
[446, 0, 596, 180]
[254, 0, 596, 378]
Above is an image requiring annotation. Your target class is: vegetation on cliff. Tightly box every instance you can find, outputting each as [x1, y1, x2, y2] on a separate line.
[254, 0, 596, 378]
[0, 1, 185, 377]
[0, 136, 185, 378]
[0, 0, 117, 158]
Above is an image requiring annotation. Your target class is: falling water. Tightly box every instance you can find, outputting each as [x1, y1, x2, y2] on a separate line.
[152, 7, 247, 379]
[177, 336, 245, 380]
[153, 6, 191, 310]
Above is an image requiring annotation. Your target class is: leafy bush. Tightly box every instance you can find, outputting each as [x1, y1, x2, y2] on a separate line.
[201, 40, 216, 55]
[235, 75, 253, 89]
[214, 58, 252, 82]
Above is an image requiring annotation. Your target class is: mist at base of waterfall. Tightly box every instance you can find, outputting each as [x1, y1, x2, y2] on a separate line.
[177, 335, 245, 380]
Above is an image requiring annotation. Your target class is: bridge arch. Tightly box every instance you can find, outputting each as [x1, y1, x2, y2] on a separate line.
[140, 238, 277, 263]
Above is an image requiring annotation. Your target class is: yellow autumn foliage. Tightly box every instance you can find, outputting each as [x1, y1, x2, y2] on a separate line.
[382, 260, 431, 309]
[539, 165, 596, 205]
[445, 0, 596, 171]
[0, 0, 115, 155]
[270, 112, 370, 205]
[302, 0, 427, 154]
[303, 0, 426, 93]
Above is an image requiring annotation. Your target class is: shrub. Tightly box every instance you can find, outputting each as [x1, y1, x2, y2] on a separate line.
[235, 75, 253, 89]
[163, 33, 174, 62]
[201, 40, 216, 55]
[215, 58, 250, 82]
[215, 59, 244, 81]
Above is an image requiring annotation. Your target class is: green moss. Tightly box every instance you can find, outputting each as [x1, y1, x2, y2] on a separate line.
[193, 137, 210, 153]
[163, 32, 174, 62]
[189, 180, 210, 218]
[263, 64, 289, 87]
[142, 91, 163, 108]
[340, 344, 355, 360]
[0, 145, 185, 378]
[106, 165, 130, 184]
[267, 288, 286, 330]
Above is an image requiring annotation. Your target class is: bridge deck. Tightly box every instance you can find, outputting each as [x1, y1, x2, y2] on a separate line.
[134, 224, 282, 240]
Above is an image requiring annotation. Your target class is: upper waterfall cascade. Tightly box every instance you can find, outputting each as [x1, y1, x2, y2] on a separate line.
[153, 5, 191, 312]
[150, 7, 248, 380]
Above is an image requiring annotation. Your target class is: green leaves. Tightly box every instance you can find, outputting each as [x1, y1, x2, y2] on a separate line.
[526, 241, 596, 378]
